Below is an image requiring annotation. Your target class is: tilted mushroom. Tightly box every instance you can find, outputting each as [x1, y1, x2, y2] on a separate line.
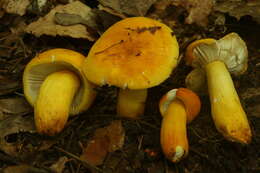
[23, 48, 96, 135]
[185, 33, 252, 144]
[159, 88, 201, 162]
[82, 17, 179, 119]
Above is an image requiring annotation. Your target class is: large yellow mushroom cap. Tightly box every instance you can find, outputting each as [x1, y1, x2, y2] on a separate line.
[83, 17, 179, 89]
[23, 48, 96, 115]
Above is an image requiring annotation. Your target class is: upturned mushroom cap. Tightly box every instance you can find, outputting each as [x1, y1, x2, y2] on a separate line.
[186, 33, 248, 75]
[159, 88, 201, 123]
[82, 17, 179, 89]
[23, 48, 96, 115]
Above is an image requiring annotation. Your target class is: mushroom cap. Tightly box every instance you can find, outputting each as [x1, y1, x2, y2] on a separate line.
[23, 48, 96, 115]
[159, 88, 201, 123]
[82, 17, 179, 89]
[185, 33, 248, 75]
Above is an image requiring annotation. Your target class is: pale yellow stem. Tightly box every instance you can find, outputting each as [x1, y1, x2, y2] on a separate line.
[161, 99, 188, 162]
[35, 70, 80, 136]
[117, 89, 147, 119]
[206, 61, 251, 144]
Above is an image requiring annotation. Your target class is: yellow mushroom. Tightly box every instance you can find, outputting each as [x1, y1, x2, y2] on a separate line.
[185, 33, 252, 144]
[82, 17, 179, 119]
[159, 88, 201, 162]
[23, 48, 96, 135]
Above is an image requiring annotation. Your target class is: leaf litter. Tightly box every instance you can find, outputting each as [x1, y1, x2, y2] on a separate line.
[80, 120, 125, 166]
[25, 1, 98, 41]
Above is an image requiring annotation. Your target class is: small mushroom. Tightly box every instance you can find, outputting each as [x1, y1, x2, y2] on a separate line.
[23, 48, 96, 135]
[185, 33, 252, 144]
[82, 17, 179, 119]
[159, 88, 201, 162]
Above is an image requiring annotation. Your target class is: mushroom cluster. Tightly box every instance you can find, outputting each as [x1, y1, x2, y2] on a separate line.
[22, 16, 252, 163]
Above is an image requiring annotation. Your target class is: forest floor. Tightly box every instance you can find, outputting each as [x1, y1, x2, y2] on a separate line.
[0, 0, 259, 173]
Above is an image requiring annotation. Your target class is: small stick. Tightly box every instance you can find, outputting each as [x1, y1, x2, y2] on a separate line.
[54, 146, 102, 172]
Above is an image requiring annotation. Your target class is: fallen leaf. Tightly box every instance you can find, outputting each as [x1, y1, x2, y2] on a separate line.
[54, 12, 99, 38]
[174, 0, 214, 26]
[26, 1, 98, 41]
[214, 0, 260, 24]
[0, 97, 32, 115]
[3, 164, 49, 173]
[107, 120, 125, 152]
[80, 120, 125, 166]
[0, 115, 36, 156]
[98, 0, 157, 16]
[0, 0, 30, 16]
[150, 0, 213, 26]
[50, 156, 69, 173]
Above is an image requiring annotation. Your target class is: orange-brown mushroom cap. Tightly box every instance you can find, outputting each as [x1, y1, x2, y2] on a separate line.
[159, 88, 201, 123]
[82, 17, 179, 89]
[23, 48, 96, 115]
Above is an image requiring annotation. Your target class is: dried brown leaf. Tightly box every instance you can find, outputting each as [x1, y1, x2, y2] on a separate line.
[0, 0, 30, 16]
[25, 1, 97, 41]
[3, 164, 49, 173]
[50, 156, 69, 173]
[0, 97, 32, 115]
[107, 120, 125, 152]
[174, 0, 213, 26]
[98, 0, 157, 16]
[80, 120, 125, 166]
[0, 115, 36, 156]
[215, 1, 260, 24]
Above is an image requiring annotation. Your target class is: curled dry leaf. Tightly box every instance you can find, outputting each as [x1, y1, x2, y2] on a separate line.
[50, 156, 69, 173]
[0, 115, 36, 156]
[214, 0, 260, 24]
[80, 120, 125, 166]
[26, 1, 97, 41]
[0, 0, 30, 16]
[98, 0, 157, 17]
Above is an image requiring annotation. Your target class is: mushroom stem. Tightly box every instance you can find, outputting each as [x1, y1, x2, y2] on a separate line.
[206, 60, 252, 144]
[117, 89, 147, 119]
[161, 99, 188, 162]
[35, 70, 80, 136]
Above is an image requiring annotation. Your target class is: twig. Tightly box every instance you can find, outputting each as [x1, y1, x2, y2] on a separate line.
[54, 146, 102, 172]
